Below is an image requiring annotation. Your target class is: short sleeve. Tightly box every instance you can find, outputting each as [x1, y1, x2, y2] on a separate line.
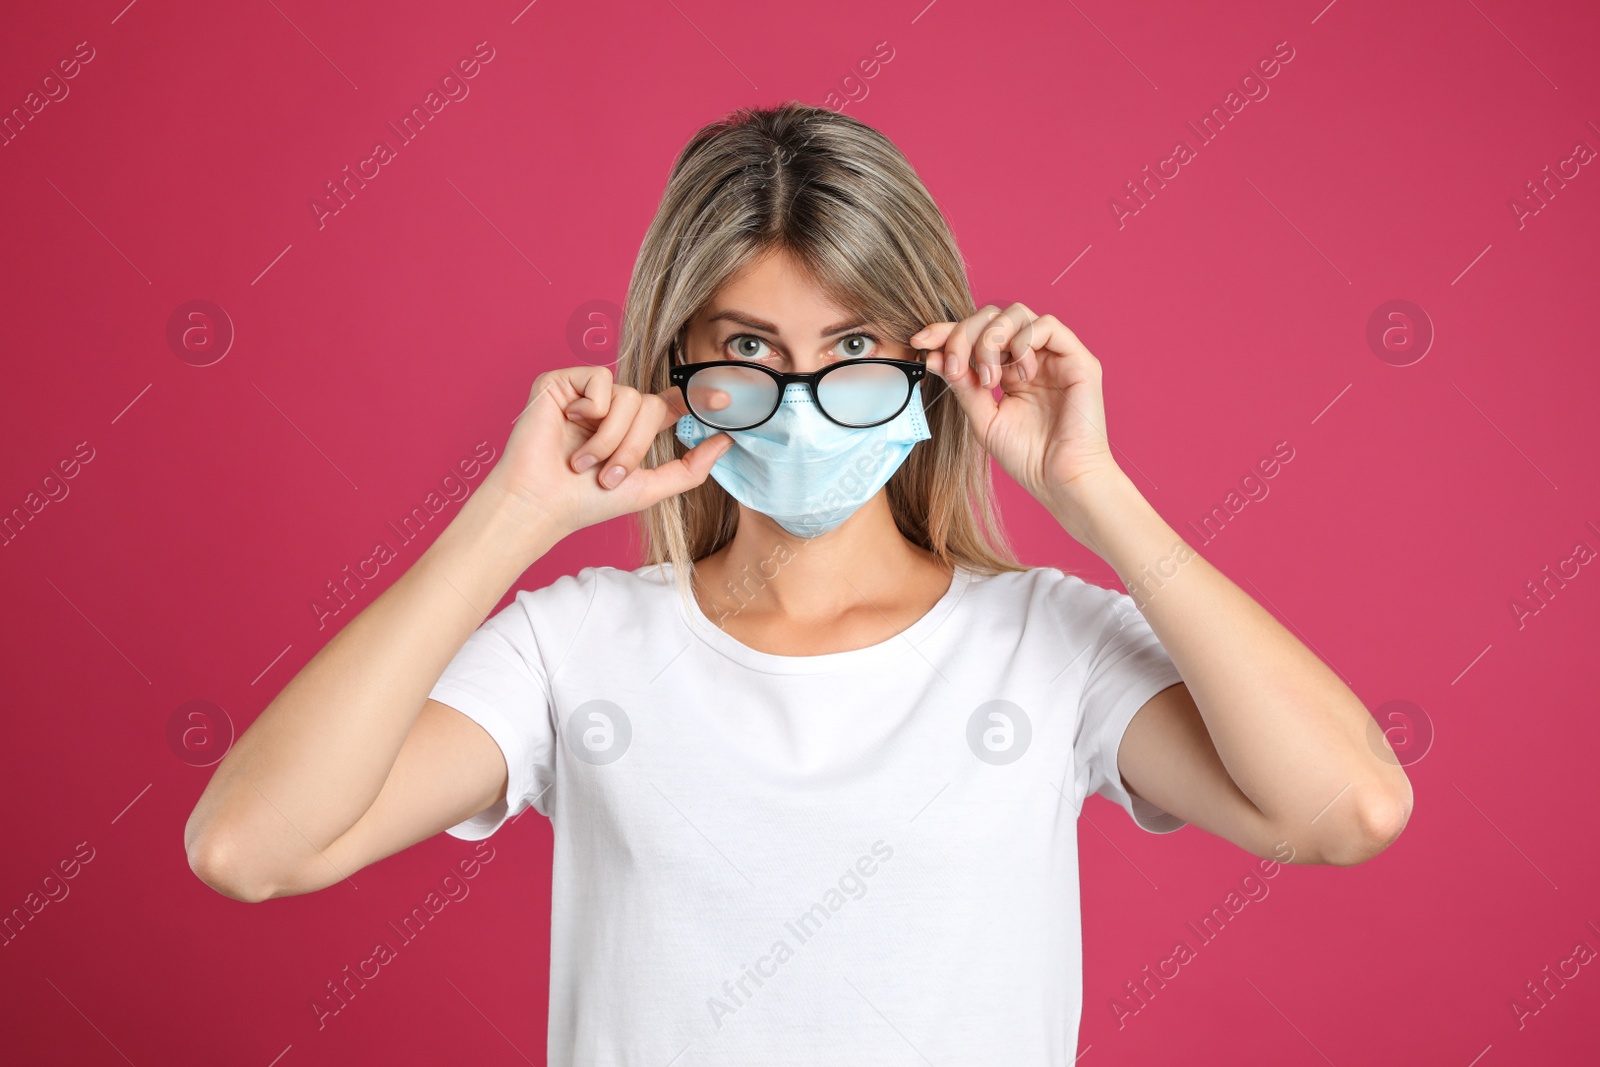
[1068, 577, 1187, 834]
[427, 569, 598, 839]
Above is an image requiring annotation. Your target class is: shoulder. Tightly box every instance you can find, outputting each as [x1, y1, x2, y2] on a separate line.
[506, 561, 681, 636]
[962, 565, 1133, 646]
[967, 564, 1124, 613]
[489, 564, 677, 676]
[510, 563, 669, 613]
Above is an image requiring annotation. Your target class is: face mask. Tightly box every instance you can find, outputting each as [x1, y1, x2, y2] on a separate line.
[674, 381, 933, 538]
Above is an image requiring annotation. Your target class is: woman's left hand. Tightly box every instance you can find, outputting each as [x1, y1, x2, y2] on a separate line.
[912, 304, 1129, 516]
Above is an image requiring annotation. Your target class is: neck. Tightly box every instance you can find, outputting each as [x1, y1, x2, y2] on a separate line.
[691, 492, 945, 626]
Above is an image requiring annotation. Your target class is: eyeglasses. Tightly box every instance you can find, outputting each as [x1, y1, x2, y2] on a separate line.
[668, 339, 927, 431]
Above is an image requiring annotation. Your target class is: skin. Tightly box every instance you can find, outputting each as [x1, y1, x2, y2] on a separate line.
[910, 297, 1415, 868]
[184, 247, 1412, 904]
[668, 249, 1413, 865]
[668, 249, 956, 655]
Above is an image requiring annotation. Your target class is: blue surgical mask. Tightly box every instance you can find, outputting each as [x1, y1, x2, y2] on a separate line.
[674, 382, 932, 538]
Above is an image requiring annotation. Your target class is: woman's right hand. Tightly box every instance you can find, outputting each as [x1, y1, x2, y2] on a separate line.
[481, 364, 731, 540]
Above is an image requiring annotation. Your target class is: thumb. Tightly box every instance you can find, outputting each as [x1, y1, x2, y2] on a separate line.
[680, 431, 733, 484]
[627, 431, 733, 508]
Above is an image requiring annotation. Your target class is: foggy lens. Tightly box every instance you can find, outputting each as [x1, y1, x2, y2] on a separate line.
[687, 365, 780, 429]
[817, 363, 911, 426]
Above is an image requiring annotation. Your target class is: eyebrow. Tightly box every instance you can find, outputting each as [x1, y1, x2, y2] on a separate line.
[705, 309, 871, 338]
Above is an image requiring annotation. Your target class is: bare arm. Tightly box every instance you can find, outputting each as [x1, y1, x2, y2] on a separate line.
[183, 484, 561, 901]
[183, 366, 729, 902]
[913, 306, 1413, 868]
[1061, 470, 1414, 866]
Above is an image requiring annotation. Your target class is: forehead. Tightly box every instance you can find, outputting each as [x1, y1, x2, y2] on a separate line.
[694, 249, 858, 332]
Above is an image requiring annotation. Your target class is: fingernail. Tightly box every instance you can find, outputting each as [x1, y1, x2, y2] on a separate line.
[573, 454, 598, 472]
[602, 464, 626, 488]
[979, 363, 992, 387]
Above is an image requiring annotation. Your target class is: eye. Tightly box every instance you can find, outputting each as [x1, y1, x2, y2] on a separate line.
[836, 332, 880, 359]
[724, 334, 775, 360]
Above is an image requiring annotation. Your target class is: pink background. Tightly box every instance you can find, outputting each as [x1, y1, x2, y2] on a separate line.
[3, 0, 1597, 1063]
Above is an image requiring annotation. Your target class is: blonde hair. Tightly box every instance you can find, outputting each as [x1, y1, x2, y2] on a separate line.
[615, 101, 1029, 603]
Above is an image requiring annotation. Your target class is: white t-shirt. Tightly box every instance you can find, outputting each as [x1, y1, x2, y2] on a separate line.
[428, 560, 1186, 1066]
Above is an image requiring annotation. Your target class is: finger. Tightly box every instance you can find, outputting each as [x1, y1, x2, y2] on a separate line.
[596, 394, 671, 490]
[971, 306, 1017, 388]
[560, 365, 615, 425]
[996, 339, 1035, 392]
[515, 371, 579, 428]
[911, 317, 997, 379]
[911, 323, 956, 380]
[971, 304, 1038, 389]
[517, 371, 572, 430]
[696, 386, 735, 417]
[935, 338, 1003, 430]
[1030, 314, 1097, 364]
[909, 322, 957, 351]
[570, 387, 642, 475]
[514, 373, 575, 458]
[939, 306, 1003, 385]
[915, 319, 971, 379]
[651, 385, 692, 429]
[1026, 315, 1103, 390]
[619, 431, 733, 508]
[1024, 315, 1108, 433]
[998, 303, 1043, 389]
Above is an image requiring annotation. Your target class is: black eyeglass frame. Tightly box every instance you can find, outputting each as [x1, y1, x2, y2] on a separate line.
[668, 340, 928, 432]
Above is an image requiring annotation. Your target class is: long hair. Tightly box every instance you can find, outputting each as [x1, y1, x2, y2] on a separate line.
[615, 101, 1029, 604]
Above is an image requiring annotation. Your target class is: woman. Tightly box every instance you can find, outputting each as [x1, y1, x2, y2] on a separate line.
[185, 102, 1413, 1064]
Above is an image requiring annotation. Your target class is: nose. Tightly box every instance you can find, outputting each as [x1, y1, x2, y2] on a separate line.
[787, 348, 831, 376]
